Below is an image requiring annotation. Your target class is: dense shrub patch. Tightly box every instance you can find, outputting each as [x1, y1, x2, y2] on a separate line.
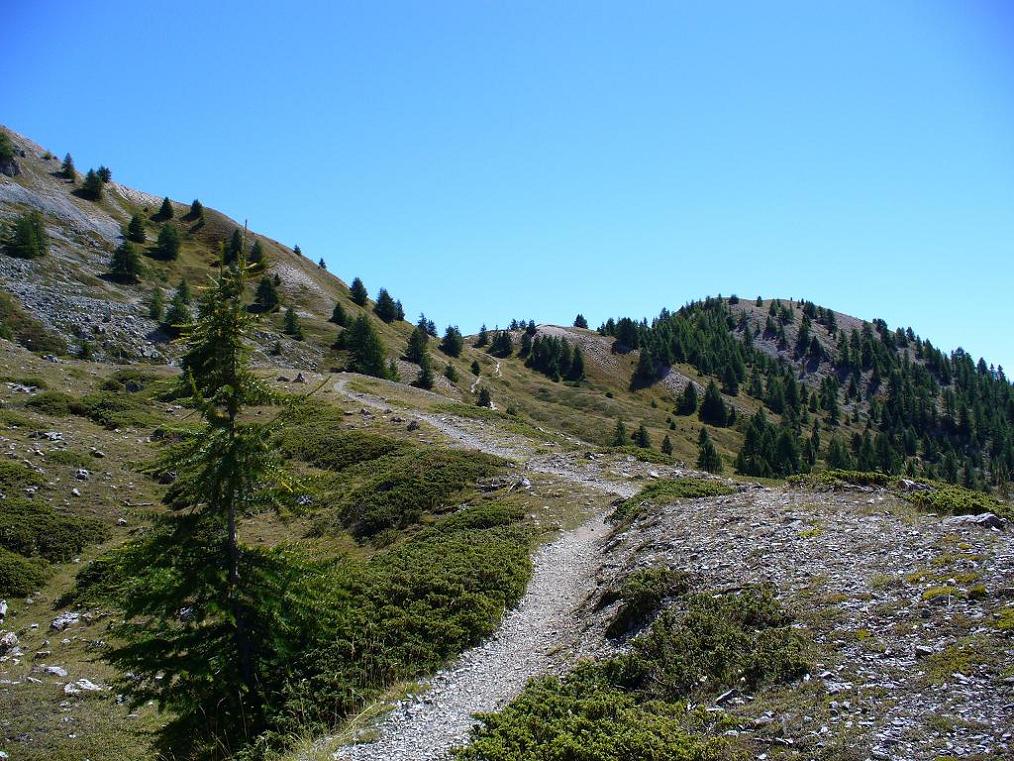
[0, 498, 107, 561]
[612, 477, 735, 522]
[454, 584, 808, 761]
[599, 566, 692, 638]
[0, 546, 49, 597]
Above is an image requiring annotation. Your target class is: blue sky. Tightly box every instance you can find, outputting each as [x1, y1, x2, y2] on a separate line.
[6, 1, 1014, 369]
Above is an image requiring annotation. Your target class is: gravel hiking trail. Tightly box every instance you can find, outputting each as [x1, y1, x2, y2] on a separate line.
[327, 375, 631, 760]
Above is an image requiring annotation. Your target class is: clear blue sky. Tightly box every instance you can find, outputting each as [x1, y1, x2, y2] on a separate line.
[6, 1, 1014, 369]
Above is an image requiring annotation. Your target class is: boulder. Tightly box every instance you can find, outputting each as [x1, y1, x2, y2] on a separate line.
[50, 611, 80, 631]
[943, 513, 1005, 530]
[0, 631, 18, 654]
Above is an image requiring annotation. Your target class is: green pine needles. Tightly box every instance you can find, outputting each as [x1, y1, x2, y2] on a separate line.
[86, 255, 308, 756]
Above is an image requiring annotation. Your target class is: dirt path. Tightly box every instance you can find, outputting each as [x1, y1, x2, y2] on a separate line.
[327, 375, 630, 760]
[334, 513, 611, 760]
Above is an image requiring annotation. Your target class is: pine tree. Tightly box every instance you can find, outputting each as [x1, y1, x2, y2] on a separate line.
[635, 424, 652, 449]
[661, 434, 673, 455]
[373, 288, 399, 322]
[475, 324, 489, 348]
[254, 277, 280, 312]
[573, 314, 588, 329]
[477, 387, 492, 408]
[610, 419, 627, 447]
[249, 239, 265, 266]
[346, 314, 387, 377]
[158, 196, 174, 219]
[826, 434, 852, 469]
[567, 346, 585, 381]
[414, 351, 434, 390]
[696, 428, 723, 473]
[395, 300, 406, 321]
[349, 277, 368, 306]
[61, 153, 76, 181]
[175, 279, 192, 304]
[471, 359, 481, 376]
[699, 381, 729, 427]
[318, 257, 326, 269]
[99, 257, 303, 754]
[4, 211, 48, 258]
[155, 223, 180, 260]
[0, 131, 14, 163]
[163, 292, 191, 336]
[293, 244, 302, 256]
[632, 348, 656, 388]
[222, 229, 243, 265]
[444, 363, 459, 382]
[96, 165, 111, 182]
[108, 240, 142, 283]
[126, 214, 146, 243]
[678, 383, 698, 415]
[148, 289, 165, 321]
[330, 302, 347, 326]
[489, 330, 513, 357]
[439, 326, 464, 357]
[404, 325, 430, 363]
[81, 169, 104, 201]
[189, 198, 204, 218]
[283, 306, 304, 340]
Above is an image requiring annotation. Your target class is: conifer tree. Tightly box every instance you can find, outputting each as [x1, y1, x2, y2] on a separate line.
[373, 288, 398, 322]
[632, 348, 656, 388]
[610, 419, 627, 447]
[108, 240, 142, 283]
[254, 276, 280, 312]
[471, 359, 481, 376]
[223, 229, 243, 265]
[81, 169, 104, 201]
[444, 363, 459, 382]
[189, 198, 204, 218]
[678, 382, 698, 415]
[61, 153, 76, 181]
[283, 306, 304, 340]
[699, 380, 729, 427]
[175, 279, 192, 304]
[126, 214, 146, 243]
[573, 314, 588, 329]
[567, 346, 585, 381]
[318, 257, 326, 269]
[414, 351, 434, 389]
[826, 434, 852, 469]
[0, 131, 15, 163]
[661, 434, 673, 455]
[158, 196, 174, 219]
[293, 244, 302, 256]
[329, 301, 347, 326]
[346, 314, 388, 377]
[96, 165, 111, 182]
[249, 239, 265, 266]
[395, 300, 405, 321]
[489, 330, 513, 358]
[5, 211, 48, 258]
[349, 277, 368, 306]
[477, 387, 492, 408]
[475, 324, 489, 348]
[439, 325, 464, 357]
[97, 256, 305, 754]
[635, 424, 652, 449]
[148, 289, 165, 321]
[156, 223, 180, 260]
[697, 428, 723, 473]
[404, 325, 429, 363]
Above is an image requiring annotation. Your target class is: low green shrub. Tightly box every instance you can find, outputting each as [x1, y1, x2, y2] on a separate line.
[0, 374, 48, 389]
[905, 484, 1008, 518]
[340, 449, 506, 537]
[0, 498, 107, 561]
[0, 458, 45, 492]
[788, 470, 892, 489]
[454, 584, 808, 760]
[25, 390, 77, 416]
[72, 391, 161, 429]
[600, 566, 692, 638]
[0, 545, 49, 596]
[612, 478, 735, 522]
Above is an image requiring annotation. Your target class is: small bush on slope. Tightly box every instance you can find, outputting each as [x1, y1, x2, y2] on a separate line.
[611, 478, 735, 523]
[0, 546, 49, 596]
[0, 497, 107, 562]
[598, 566, 692, 638]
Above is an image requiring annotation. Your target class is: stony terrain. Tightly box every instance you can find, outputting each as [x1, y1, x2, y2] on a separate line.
[600, 485, 1014, 760]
